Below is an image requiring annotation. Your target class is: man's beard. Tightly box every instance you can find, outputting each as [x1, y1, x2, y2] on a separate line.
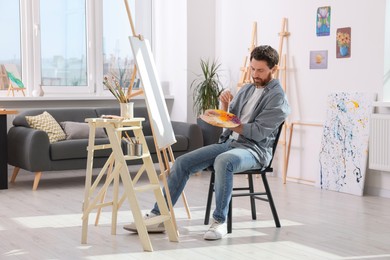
[253, 73, 273, 87]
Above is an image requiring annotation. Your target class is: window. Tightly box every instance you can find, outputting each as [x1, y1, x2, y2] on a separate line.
[0, 0, 21, 91]
[100, 0, 152, 93]
[40, 0, 87, 87]
[0, 0, 152, 96]
[102, 0, 135, 89]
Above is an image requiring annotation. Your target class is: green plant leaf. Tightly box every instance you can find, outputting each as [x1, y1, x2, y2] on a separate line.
[191, 59, 224, 116]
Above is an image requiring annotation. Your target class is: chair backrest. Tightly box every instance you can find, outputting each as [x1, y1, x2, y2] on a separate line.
[265, 121, 285, 169]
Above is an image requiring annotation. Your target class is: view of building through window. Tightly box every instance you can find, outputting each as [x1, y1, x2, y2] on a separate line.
[103, 0, 136, 90]
[0, 0, 21, 91]
[40, 0, 87, 86]
[0, 0, 150, 93]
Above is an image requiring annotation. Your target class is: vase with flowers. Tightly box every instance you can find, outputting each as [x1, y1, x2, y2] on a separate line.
[103, 76, 133, 118]
[337, 30, 351, 57]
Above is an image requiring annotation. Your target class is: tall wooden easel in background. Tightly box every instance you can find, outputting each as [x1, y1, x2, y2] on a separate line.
[123, 0, 191, 230]
[275, 18, 290, 184]
[276, 18, 323, 184]
[236, 19, 289, 91]
[237, 22, 257, 88]
[238, 19, 291, 184]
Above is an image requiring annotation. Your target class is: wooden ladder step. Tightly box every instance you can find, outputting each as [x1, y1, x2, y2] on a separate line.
[144, 215, 171, 226]
[134, 184, 161, 193]
[87, 144, 112, 151]
[123, 154, 149, 160]
[115, 126, 141, 132]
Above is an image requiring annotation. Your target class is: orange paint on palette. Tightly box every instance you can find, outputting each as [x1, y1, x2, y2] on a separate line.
[200, 109, 241, 128]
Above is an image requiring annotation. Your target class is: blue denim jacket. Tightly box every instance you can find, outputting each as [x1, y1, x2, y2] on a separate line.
[219, 79, 291, 169]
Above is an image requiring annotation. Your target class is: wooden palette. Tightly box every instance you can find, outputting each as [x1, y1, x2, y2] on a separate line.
[200, 109, 241, 128]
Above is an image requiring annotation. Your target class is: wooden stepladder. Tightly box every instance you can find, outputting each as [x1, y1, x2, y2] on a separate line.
[81, 117, 178, 252]
[237, 22, 257, 88]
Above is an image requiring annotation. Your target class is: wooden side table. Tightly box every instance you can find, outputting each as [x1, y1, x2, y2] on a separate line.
[0, 109, 18, 189]
[81, 117, 178, 252]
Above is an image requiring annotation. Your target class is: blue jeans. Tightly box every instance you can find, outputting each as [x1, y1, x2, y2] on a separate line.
[151, 139, 262, 223]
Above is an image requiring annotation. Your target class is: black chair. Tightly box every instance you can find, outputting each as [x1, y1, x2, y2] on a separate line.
[204, 122, 284, 233]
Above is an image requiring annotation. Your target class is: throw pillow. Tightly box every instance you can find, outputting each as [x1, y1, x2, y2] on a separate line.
[60, 121, 107, 140]
[25, 111, 66, 143]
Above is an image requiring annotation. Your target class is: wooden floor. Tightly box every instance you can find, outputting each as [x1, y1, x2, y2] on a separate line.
[1, 167, 390, 260]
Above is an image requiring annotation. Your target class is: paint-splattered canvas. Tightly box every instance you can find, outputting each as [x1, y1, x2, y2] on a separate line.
[319, 92, 373, 196]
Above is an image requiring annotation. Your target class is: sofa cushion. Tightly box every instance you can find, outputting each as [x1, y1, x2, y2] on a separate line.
[60, 121, 107, 140]
[14, 108, 100, 127]
[171, 135, 189, 152]
[50, 138, 112, 160]
[25, 111, 66, 143]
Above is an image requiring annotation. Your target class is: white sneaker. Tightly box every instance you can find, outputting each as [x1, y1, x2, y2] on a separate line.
[123, 212, 165, 233]
[203, 219, 227, 240]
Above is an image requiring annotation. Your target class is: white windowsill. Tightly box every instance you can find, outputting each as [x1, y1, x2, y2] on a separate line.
[0, 94, 174, 102]
[372, 101, 390, 107]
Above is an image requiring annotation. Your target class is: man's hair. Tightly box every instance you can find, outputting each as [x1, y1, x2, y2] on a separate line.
[250, 45, 279, 69]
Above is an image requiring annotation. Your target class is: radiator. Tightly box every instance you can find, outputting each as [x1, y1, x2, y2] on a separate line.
[369, 114, 390, 171]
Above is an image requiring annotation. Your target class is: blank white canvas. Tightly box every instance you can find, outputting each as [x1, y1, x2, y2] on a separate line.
[129, 36, 176, 149]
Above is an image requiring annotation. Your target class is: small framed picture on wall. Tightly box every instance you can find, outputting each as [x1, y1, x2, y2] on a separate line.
[316, 6, 331, 36]
[310, 50, 328, 69]
[336, 27, 351, 58]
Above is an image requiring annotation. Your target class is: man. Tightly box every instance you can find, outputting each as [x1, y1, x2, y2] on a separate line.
[124, 45, 290, 240]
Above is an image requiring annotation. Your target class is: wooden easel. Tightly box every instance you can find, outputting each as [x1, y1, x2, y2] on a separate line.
[275, 18, 290, 79]
[0, 65, 8, 90]
[123, 0, 191, 228]
[94, 0, 192, 233]
[273, 18, 290, 184]
[236, 20, 292, 182]
[285, 121, 322, 184]
[237, 22, 257, 88]
[3, 64, 26, 97]
[276, 19, 324, 184]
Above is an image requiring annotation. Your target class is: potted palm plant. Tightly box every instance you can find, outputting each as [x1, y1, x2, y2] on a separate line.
[191, 59, 224, 145]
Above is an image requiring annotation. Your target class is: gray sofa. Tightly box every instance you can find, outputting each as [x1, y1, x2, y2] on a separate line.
[7, 106, 203, 190]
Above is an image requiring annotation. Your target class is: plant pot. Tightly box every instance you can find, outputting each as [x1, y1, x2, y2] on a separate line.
[197, 117, 223, 146]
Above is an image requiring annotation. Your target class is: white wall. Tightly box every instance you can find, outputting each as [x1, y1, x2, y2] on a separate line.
[384, 0, 390, 101]
[154, 0, 390, 197]
[215, 0, 389, 196]
[153, 0, 216, 124]
[187, 0, 216, 123]
[153, 0, 188, 122]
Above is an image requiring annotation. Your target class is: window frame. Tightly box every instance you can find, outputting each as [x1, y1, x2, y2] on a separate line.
[15, 0, 152, 97]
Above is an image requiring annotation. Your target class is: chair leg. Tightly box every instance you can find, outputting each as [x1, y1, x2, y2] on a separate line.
[10, 167, 20, 183]
[261, 173, 281, 228]
[204, 171, 215, 225]
[248, 173, 257, 220]
[227, 198, 232, 233]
